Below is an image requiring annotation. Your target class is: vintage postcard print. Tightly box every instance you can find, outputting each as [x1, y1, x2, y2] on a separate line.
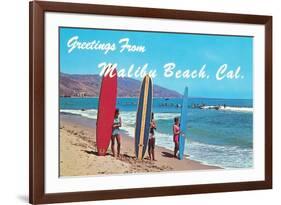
[59, 27, 253, 176]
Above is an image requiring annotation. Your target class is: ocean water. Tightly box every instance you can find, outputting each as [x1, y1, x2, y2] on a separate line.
[60, 97, 253, 169]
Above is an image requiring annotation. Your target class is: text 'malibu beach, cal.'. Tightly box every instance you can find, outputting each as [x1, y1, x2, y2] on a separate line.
[59, 27, 253, 176]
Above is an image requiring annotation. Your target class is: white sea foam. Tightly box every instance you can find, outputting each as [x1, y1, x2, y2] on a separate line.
[201, 106, 253, 113]
[187, 141, 253, 168]
[119, 111, 136, 137]
[120, 112, 178, 142]
[221, 106, 253, 112]
[136, 126, 253, 169]
[152, 129, 253, 169]
[154, 112, 179, 120]
[60, 109, 98, 119]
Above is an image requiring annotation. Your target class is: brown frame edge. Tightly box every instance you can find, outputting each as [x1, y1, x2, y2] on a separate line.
[29, 1, 272, 204]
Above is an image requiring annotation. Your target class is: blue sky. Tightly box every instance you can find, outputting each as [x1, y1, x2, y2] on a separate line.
[60, 27, 253, 99]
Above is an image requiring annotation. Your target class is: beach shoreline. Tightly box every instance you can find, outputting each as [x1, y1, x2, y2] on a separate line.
[59, 113, 221, 176]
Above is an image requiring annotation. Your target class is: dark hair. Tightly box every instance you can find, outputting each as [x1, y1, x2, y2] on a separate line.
[151, 112, 154, 120]
[115, 108, 119, 116]
[174, 117, 179, 123]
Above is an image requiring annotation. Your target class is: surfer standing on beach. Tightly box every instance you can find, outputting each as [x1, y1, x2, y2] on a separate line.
[173, 117, 180, 158]
[111, 108, 122, 157]
[148, 112, 157, 161]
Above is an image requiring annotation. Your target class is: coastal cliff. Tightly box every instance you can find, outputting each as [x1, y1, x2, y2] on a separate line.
[60, 73, 182, 98]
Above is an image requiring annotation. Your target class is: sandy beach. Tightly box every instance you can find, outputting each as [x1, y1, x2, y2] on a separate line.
[59, 114, 221, 176]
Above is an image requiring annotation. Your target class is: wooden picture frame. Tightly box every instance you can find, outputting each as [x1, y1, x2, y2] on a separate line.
[29, 1, 272, 204]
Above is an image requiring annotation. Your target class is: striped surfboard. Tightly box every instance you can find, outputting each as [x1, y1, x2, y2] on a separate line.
[178, 87, 188, 160]
[135, 75, 153, 160]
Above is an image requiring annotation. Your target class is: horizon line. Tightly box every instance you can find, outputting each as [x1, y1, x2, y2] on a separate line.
[59, 96, 253, 101]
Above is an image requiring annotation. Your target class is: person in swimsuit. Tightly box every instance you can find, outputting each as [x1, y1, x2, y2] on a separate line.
[173, 117, 180, 158]
[148, 112, 157, 161]
[111, 108, 122, 157]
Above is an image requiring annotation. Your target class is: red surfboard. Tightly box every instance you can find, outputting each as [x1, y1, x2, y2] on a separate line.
[96, 67, 117, 156]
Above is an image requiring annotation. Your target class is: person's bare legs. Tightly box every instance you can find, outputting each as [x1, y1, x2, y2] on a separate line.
[111, 135, 116, 157]
[152, 138, 156, 161]
[174, 141, 179, 158]
[147, 139, 151, 160]
[116, 134, 121, 157]
[176, 142, 179, 157]
[152, 148, 156, 161]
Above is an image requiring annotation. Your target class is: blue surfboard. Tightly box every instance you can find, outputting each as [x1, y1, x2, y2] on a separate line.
[135, 75, 153, 160]
[178, 87, 188, 160]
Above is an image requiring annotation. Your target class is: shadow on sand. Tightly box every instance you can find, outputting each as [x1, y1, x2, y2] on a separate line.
[161, 151, 175, 158]
[82, 150, 111, 156]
